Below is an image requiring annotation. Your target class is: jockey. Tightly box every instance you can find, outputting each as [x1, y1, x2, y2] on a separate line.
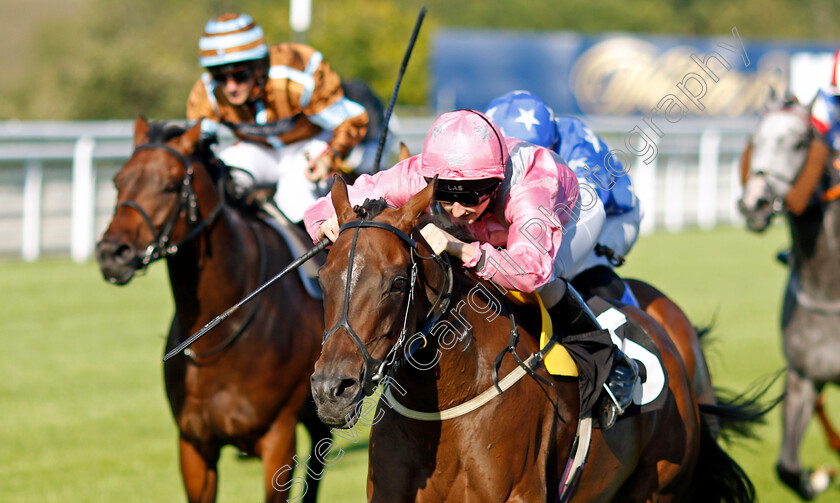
[485, 90, 642, 307]
[186, 12, 369, 223]
[304, 109, 638, 428]
[810, 48, 840, 152]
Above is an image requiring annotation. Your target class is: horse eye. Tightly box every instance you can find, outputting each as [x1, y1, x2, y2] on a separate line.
[390, 277, 407, 293]
[163, 181, 179, 193]
[794, 140, 807, 150]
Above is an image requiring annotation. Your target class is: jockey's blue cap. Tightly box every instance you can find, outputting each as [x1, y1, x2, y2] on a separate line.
[484, 90, 559, 150]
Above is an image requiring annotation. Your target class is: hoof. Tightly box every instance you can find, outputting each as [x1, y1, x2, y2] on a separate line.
[777, 464, 835, 500]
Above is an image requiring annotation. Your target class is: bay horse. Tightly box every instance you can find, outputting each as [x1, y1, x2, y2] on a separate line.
[95, 117, 330, 502]
[310, 177, 757, 502]
[738, 92, 840, 499]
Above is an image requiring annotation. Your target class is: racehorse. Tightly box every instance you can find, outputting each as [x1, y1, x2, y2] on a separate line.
[95, 117, 330, 503]
[738, 92, 840, 500]
[310, 177, 758, 502]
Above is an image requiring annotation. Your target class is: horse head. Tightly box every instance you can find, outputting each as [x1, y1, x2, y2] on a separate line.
[96, 116, 220, 284]
[311, 178, 449, 428]
[738, 93, 830, 232]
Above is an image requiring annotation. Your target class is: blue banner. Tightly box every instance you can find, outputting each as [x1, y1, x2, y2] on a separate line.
[432, 29, 838, 116]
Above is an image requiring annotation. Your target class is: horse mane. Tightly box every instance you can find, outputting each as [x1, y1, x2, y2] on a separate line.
[145, 120, 226, 184]
[353, 197, 392, 219]
[352, 198, 477, 245]
[417, 211, 476, 243]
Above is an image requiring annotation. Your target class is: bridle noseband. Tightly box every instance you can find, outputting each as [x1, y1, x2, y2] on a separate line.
[746, 107, 817, 218]
[749, 169, 792, 215]
[322, 216, 452, 396]
[118, 142, 224, 269]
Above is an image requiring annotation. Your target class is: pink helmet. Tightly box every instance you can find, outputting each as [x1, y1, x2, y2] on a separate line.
[832, 48, 840, 87]
[420, 110, 508, 181]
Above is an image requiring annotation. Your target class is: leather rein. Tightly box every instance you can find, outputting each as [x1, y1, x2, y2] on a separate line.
[117, 143, 224, 268]
[119, 142, 261, 362]
[322, 216, 453, 396]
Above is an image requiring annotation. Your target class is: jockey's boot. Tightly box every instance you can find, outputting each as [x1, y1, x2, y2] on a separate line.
[546, 279, 639, 429]
[599, 348, 639, 429]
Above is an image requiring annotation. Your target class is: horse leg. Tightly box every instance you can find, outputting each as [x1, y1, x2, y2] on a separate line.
[777, 368, 830, 500]
[814, 393, 840, 452]
[299, 398, 333, 503]
[179, 436, 220, 503]
[259, 412, 304, 503]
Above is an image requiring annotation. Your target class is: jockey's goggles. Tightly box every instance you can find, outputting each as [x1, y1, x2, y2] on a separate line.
[210, 66, 254, 85]
[427, 177, 501, 207]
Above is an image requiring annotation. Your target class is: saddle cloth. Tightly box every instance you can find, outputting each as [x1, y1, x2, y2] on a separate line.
[508, 291, 668, 417]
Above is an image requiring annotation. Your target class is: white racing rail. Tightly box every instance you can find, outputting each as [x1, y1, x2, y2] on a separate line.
[0, 116, 757, 262]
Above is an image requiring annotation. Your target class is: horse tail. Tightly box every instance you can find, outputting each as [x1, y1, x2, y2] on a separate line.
[690, 415, 756, 503]
[704, 371, 783, 442]
[690, 373, 782, 502]
[695, 324, 712, 340]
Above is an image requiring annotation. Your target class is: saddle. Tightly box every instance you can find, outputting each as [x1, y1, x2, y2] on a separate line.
[245, 188, 325, 299]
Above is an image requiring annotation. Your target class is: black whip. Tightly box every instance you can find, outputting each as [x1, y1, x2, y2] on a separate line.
[372, 6, 427, 174]
[163, 238, 330, 361]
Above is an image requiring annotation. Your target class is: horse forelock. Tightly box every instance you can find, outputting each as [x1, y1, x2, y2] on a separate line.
[143, 121, 228, 184]
[146, 121, 186, 143]
[353, 197, 391, 220]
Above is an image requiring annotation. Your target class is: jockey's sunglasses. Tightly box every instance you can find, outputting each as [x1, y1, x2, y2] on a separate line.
[210, 67, 253, 85]
[427, 178, 500, 207]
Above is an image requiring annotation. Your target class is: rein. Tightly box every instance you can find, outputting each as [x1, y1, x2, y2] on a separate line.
[749, 170, 792, 217]
[182, 217, 268, 362]
[326, 213, 592, 501]
[322, 216, 452, 396]
[117, 143, 224, 269]
[745, 107, 838, 216]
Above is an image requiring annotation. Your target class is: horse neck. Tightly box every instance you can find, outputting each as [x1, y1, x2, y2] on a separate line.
[393, 275, 526, 411]
[165, 165, 255, 326]
[788, 198, 840, 296]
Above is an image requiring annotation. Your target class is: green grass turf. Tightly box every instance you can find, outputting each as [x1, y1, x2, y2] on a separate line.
[1, 224, 839, 501]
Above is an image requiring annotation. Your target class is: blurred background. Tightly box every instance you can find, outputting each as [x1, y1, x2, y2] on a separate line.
[2, 0, 840, 501]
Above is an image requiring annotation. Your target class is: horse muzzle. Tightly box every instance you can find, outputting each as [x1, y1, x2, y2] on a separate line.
[95, 238, 141, 285]
[737, 197, 775, 233]
[310, 371, 365, 428]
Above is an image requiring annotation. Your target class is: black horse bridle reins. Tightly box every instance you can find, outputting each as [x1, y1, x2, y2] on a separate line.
[118, 142, 224, 269]
[322, 215, 453, 396]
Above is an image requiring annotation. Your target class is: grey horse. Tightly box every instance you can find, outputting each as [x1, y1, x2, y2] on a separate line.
[738, 93, 840, 500]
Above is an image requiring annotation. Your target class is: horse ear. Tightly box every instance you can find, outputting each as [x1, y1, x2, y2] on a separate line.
[396, 176, 436, 231]
[739, 141, 752, 186]
[133, 115, 149, 147]
[398, 142, 411, 162]
[175, 121, 203, 156]
[331, 175, 357, 225]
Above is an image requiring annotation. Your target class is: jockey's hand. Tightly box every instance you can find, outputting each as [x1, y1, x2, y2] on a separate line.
[305, 150, 334, 182]
[419, 223, 475, 262]
[317, 215, 340, 242]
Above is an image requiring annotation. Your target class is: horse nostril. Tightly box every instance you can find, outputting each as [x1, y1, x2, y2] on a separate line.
[335, 378, 359, 399]
[114, 244, 135, 265]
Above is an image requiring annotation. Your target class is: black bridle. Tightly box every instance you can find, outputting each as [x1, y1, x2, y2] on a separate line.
[322, 216, 453, 396]
[118, 142, 224, 269]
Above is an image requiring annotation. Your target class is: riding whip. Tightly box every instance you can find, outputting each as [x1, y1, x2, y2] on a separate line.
[163, 238, 330, 361]
[372, 5, 427, 174]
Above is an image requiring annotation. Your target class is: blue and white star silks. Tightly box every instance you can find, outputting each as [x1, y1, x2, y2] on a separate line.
[515, 107, 541, 132]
